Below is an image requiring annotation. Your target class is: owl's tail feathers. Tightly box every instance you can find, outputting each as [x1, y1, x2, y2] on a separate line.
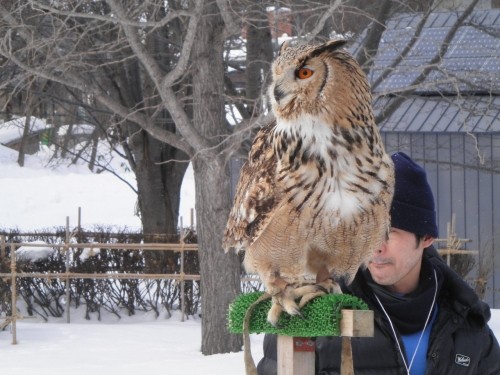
[243, 292, 272, 375]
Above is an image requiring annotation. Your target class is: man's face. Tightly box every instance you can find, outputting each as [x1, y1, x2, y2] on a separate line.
[368, 228, 434, 294]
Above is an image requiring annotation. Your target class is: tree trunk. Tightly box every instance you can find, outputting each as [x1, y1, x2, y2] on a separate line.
[128, 126, 188, 272]
[192, 1, 242, 354]
[194, 156, 242, 354]
[17, 111, 31, 167]
[131, 132, 176, 234]
[245, 0, 274, 114]
[87, 128, 100, 172]
[356, 0, 393, 73]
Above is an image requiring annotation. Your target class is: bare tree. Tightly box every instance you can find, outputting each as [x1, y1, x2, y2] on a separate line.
[0, 0, 251, 353]
[243, 0, 274, 115]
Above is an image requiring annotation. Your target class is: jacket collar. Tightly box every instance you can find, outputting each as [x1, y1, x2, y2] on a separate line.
[425, 246, 490, 325]
[343, 246, 491, 326]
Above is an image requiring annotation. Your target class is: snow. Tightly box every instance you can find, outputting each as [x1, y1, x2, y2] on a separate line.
[0, 125, 498, 373]
[0, 142, 142, 230]
[16, 241, 55, 262]
[0, 142, 196, 231]
[13, 240, 103, 262]
[0, 117, 47, 144]
[0, 311, 265, 375]
[0, 309, 498, 374]
[0, 126, 268, 374]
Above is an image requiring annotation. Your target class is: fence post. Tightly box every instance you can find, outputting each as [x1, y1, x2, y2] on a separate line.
[65, 217, 71, 324]
[10, 242, 17, 345]
[78, 207, 82, 233]
[1, 235, 5, 259]
[180, 238, 186, 322]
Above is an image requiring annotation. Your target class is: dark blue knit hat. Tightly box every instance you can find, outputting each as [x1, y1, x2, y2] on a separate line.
[390, 152, 438, 238]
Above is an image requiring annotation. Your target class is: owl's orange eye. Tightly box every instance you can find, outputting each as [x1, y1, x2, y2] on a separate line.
[296, 67, 314, 79]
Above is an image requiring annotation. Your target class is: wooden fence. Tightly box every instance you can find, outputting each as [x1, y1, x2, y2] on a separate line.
[0, 237, 200, 344]
[0, 216, 487, 346]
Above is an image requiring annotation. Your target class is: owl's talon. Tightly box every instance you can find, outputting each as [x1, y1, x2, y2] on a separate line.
[267, 284, 305, 325]
[297, 279, 341, 308]
[314, 284, 330, 294]
[317, 278, 341, 294]
[266, 278, 343, 325]
[288, 305, 305, 319]
[298, 290, 326, 308]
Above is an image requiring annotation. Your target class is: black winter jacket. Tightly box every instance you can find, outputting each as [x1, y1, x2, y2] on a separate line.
[257, 248, 500, 375]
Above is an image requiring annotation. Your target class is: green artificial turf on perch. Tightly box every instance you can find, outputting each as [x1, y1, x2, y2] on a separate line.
[228, 292, 369, 337]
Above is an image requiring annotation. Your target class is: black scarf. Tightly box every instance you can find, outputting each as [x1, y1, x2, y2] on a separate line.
[363, 257, 443, 334]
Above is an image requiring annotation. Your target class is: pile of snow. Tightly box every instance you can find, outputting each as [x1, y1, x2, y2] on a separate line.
[0, 142, 142, 230]
[0, 117, 47, 144]
[16, 241, 55, 262]
[78, 245, 101, 262]
[0, 120, 196, 231]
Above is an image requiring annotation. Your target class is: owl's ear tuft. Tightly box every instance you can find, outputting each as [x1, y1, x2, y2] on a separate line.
[278, 40, 291, 56]
[310, 39, 348, 58]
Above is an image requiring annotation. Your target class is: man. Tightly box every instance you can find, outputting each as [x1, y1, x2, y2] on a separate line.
[257, 152, 500, 375]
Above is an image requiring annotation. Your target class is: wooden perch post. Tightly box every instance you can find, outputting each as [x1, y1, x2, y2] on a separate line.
[277, 310, 374, 375]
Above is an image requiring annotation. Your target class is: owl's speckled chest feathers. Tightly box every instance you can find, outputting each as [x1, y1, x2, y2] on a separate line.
[272, 115, 389, 224]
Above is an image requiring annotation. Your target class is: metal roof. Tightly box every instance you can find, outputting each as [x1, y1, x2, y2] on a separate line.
[368, 9, 500, 95]
[360, 9, 500, 133]
[375, 95, 500, 133]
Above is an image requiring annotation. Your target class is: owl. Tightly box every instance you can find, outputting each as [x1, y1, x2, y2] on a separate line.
[223, 39, 394, 326]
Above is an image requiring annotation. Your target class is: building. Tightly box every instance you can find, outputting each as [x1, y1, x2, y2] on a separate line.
[368, 9, 500, 306]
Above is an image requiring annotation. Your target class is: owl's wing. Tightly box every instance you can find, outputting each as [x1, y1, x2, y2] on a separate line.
[223, 123, 279, 252]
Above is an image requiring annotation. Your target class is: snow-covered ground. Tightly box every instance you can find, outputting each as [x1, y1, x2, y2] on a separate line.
[0, 310, 264, 375]
[0, 309, 498, 374]
[0, 122, 498, 373]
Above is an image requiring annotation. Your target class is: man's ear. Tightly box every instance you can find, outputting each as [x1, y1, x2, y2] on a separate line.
[422, 236, 434, 248]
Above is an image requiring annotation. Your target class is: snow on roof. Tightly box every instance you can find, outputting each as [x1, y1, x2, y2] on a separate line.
[57, 124, 96, 136]
[16, 241, 55, 262]
[0, 143, 20, 162]
[0, 117, 47, 144]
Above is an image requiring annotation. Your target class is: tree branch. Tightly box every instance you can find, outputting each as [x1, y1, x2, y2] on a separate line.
[375, 0, 481, 124]
[356, 0, 392, 72]
[371, 4, 435, 91]
[216, 0, 241, 38]
[305, 0, 343, 42]
[106, 0, 207, 155]
[29, 0, 191, 28]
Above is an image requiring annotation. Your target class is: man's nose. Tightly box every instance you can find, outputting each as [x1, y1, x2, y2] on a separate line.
[376, 240, 388, 253]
